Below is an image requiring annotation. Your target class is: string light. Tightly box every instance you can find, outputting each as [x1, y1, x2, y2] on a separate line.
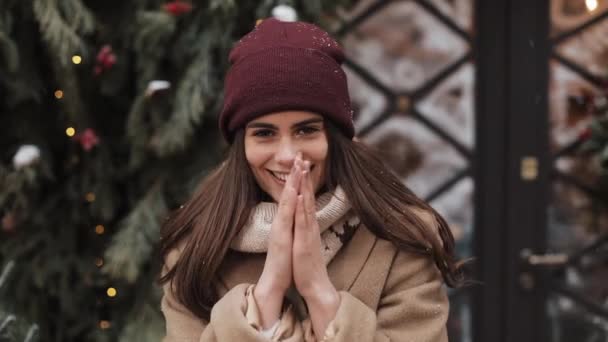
[72, 55, 82, 64]
[85, 192, 96, 202]
[107, 287, 117, 297]
[95, 258, 104, 267]
[95, 225, 105, 235]
[54, 90, 64, 99]
[586, 0, 598, 11]
[66, 127, 76, 137]
[99, 320, 111, 329]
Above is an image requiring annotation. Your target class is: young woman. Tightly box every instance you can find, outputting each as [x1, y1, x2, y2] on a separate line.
[159, 17, 463, 342]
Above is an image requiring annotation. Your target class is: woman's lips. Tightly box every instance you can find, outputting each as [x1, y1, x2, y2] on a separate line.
[267, 165, 315, 185]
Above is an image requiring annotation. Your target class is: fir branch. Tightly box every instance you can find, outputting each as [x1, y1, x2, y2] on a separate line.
[33, 0, 91, 125]
[209, 0, 236, 12]
[0, 314, 39, 342]
[150, 18, 233, 157]
[0, 8, 19, 74]
[0, 3, 19, 72]
[0, 314, 16, 334]
[0, 261, 39, 342]
[102, 182, 167, 283]
[126, 94, 150, 171]
[56, 0, 95, 34]
[23, 325, 39, 342]
[0, 166, 40, 213]
[0, 31, 18, 72]
[32, 0, 89, 61]
[150, 54, 211, 156]
[301, 0, 322, 18]
[0, 261, 15, 289]
[133, 11, 176, 91]
[255, 0, 280, 19]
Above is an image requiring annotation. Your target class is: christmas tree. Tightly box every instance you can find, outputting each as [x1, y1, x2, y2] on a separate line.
[0, 1, 353, 340]
[0, 261, 39, 342]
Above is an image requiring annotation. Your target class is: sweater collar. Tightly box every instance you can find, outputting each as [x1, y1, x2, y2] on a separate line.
[230, 186, 351, 253]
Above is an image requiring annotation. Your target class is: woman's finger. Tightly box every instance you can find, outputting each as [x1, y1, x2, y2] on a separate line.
[303, 162, 316, 226]
[280, 158, 300, 201]
[295, 194, 306, 238]
[276, 161, 300, 227]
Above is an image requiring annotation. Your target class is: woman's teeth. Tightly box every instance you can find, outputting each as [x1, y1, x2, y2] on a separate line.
[269, 166, 314, 183]
[271, 171, 288, 182]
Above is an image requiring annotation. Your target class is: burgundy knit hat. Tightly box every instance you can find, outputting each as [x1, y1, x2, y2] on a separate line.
[219, 18, 354, 142]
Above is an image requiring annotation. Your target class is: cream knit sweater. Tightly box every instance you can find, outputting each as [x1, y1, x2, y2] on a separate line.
[230, 186, 360, 266]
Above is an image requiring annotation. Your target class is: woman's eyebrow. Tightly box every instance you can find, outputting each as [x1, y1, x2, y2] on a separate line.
[292, 118, 324, 128]
[246, 122, 277, 129]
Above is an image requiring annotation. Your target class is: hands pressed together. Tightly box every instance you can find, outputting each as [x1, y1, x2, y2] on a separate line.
[254, 153, 340, 338]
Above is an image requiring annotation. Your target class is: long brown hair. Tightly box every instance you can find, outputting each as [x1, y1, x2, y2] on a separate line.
[159, 123, 464, 321]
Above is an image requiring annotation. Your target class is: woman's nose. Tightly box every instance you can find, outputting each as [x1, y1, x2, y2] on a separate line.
[275, 140, 298, 167]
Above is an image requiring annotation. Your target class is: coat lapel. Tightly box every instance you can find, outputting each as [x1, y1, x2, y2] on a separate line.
[327, 225, 377, 291]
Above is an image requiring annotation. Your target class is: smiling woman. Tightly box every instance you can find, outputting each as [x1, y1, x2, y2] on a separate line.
[159, 17, 464, 342]
[245, 111, 328, 202]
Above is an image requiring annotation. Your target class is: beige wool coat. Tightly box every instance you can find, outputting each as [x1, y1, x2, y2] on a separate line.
[161, 222, 450, 341]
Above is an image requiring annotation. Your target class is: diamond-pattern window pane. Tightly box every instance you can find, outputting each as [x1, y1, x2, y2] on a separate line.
[549, 61, 602, 152]
[554, 155, 603, 189]
[427, 0, 474, 33]
[548, 1, 608, 337]
[341, 1, 468, 92]
[345, 66, 388, 132]
[550, 0, 608, 36]
[362, 116, 468, 199]
[416, 62, 475, 149]
[549, 181, 608, 254]
[554, 20, 608, 79]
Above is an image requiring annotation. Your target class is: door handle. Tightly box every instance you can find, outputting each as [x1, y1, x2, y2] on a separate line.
[518, 249, 568, 291]
[520, 248, 568, 266]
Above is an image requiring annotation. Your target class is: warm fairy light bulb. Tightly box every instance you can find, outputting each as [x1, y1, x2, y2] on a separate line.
[66, 127, 76, 137]
[107, 287, 117, 297]
[99, 320, 111, 329]
[95, 225, 105, 235]
[54, 90, 64, 99]
[72, 55, 82, 64]
[85, 192, 96, 202]
[586, 0, 598, 11]
[95, 258, 104, 267]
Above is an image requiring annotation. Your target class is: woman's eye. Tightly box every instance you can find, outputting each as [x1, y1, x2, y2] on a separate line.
[252, 129, 275, 137]
[296, 126, 320, 136]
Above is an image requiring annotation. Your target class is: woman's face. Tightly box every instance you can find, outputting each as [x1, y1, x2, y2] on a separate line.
[244, 110, 328, 202]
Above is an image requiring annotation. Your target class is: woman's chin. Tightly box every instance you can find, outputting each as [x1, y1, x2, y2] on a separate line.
[259, 186, 281, 203]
